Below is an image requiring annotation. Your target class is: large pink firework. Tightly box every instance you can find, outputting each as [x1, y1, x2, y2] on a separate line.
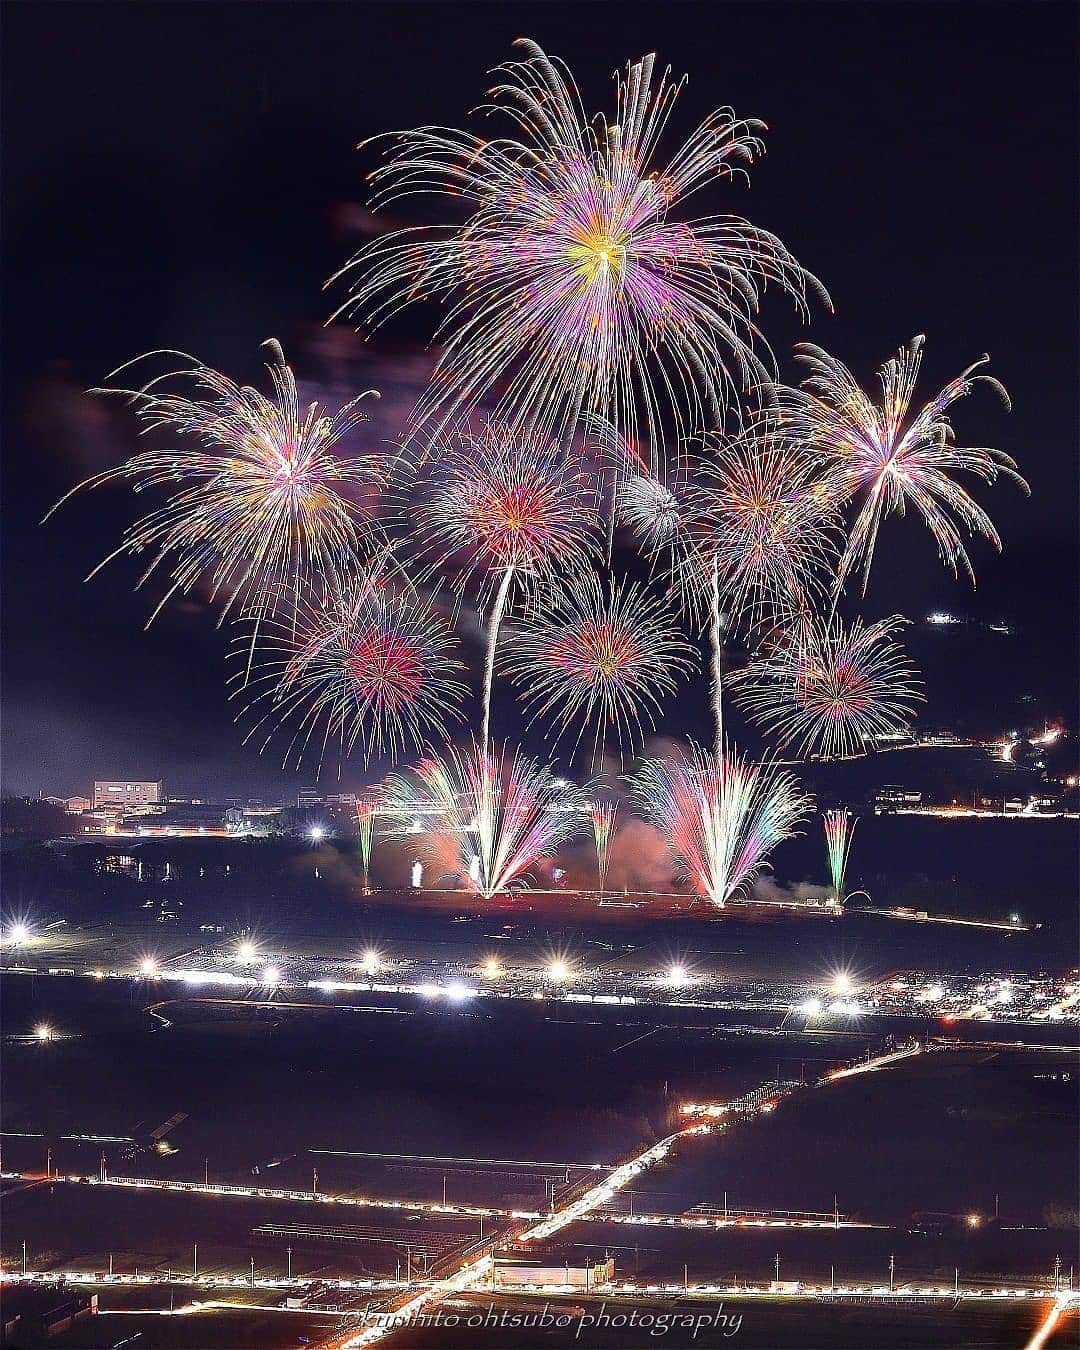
[729, 614, 923, 759]
[776, 336, 1027, 590]
[501, 575, 695, 761]
[232, 578, 467, 773]
[332, 39, 827, 458]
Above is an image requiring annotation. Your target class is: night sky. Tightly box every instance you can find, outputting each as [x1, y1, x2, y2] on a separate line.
[3, 1, 1076, 800]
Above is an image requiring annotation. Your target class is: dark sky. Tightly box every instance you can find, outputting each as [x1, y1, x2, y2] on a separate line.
[3, 1, 1076, 800]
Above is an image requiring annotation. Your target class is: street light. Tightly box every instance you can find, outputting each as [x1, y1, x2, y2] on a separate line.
[34, 1023, 53, 1042]
[548, 960, 570, 983]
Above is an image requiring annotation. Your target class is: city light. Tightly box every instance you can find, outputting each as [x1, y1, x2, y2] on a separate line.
[798, 997, 824, 1016]
[34, 1023, 53, 1042]
[966, 1213, 982, 1228]
[831, 972, 854, 995]
[236, 941, 258, 964]
[309, 825, 326, 842]
[358, 949, 381, 975]
[444, 981, 476, 1002]
[6, 922, 31, 946]
[547, 960, 570, 983]
[481, 958, 501, 979]
[667, 964, 689, 987]
[138, 957, 159, 977]
[260, 965, 281, 986]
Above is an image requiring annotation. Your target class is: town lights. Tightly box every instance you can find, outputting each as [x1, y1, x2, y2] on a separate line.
[309, 825, 325, 842]
[34, 1023, 53, 1042]
[481, 958, 501, 979]
[7, 922, 31, 946]
[236, 941, 258, 964]
[798, 997, 823, 1017]
[359, 950, 381, 975]
[259, 965, 281, 986]
[547, 960, 570, 983]
[138, 957, 159, 977]
[667, 964, 689, 987]
[831, 972, 854, 995]
[966, 1213, 982, 1229]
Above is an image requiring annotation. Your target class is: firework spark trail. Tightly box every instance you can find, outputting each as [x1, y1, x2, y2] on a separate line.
[633, 743, 811, 907]
[776, 335, 1027, 592]
[414, 419, 601, 748]
[589, 800, 618, 893]
[688, 419, 840, 635]
[332, 39, 828, 459]
[385, 743, 587, 898]
[823, 808, 857, 904]
[46, 341, 385, 633]
[231, 579, 467, 774]
[728, 614, 923, 760]
[355, 789, 385, 892]
[500, 575, 695, 763]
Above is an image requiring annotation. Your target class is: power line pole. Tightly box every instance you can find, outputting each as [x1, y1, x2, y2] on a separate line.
[889, 1253, 895, 1293]
[193, 1243, 198, 1279]
[287, 1246, 292, 1280]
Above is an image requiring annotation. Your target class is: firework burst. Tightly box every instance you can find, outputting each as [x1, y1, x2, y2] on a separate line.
[729, 614, 923, 759]
[232, 578, 467, 773]
[501, 575, 695, 761]
[46, 341, 385, 629]
[633, 743, 811, 907]
[823, 808, 856, 903]
[589, 799, 618, 893]
[332, 39, 827, 457]
[386, 743, 587, 897]
[416, 419, 601, 746]
[777, 336, 1027, 590]
[690, 419, 839, 632]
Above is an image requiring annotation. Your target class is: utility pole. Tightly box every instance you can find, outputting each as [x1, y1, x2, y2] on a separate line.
[1053, 1256, 1062, 1292]
[774, 1253, 781, 1285]
[312, 1168, 318, 1195]
[287, 1246, 292, 1280]
[724, 1190, 728, 1221]
[45, 1147, 52, 1180]
[683, 1263, 688, 1292]
[442, 1174, 447, 1206]
[994, 1193, 999, 1221]
[205, 1158, 209, 1186]
[22, 1240, 27, 1276]
[109, 1253, 114, 1277]
[954, 1267, 959, 1297]
[250, 1256, 255, 1287]
[193, 1243, 198, 1278]
[830, 1264, 835, 1293]
[834, 1194, 839, 1228]
[889, 1253, 895, 1293]
[100, 1152, 107, 1182]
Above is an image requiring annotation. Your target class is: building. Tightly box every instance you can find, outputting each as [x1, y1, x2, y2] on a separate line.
[2, 1288, 98, 1342]
[64, 795, 91, 814]
[492, 1255, 614, 1291]
[93, 780, 164, 812]
[874, 785, 923, 814]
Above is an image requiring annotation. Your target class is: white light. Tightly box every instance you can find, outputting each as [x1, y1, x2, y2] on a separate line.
[236, 941, 258, 964]
[359, 950, 381, 975]
[831, 972, 853, 995]
[139, 957, 159, 977]
[481, 959, 501, 979]
[260, 965, 281, 986]
[547, 960, 570, 983]
[417, 983, 440, 999]
[8, 923, 30, 945]
[34, 1023, 53, 1042]
[309, 826, 325, 842]
[668, 965, 688, 987]
[798, 997, 823, 1016]
[445, 982, 475, 1002]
